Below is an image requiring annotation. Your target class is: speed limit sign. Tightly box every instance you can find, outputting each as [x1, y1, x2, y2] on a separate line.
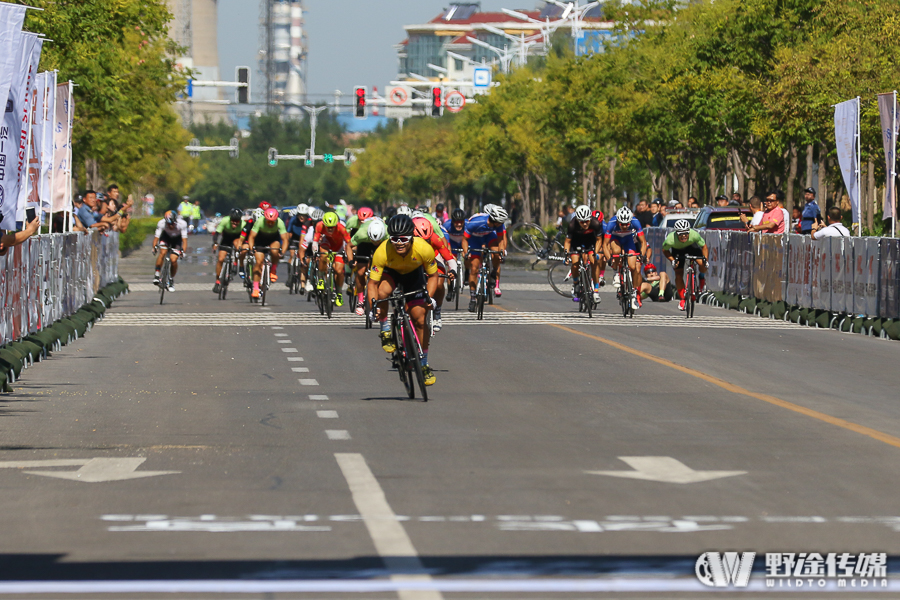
[445, 91, 466, 113]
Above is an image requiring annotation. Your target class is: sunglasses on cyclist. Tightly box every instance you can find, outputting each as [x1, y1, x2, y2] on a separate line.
[390, 235, 412, 244]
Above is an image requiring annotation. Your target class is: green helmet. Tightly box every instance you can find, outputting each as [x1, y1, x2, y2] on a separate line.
[322, 211, 339, 228]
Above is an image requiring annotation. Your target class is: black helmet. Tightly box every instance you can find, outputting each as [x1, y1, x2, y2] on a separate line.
[229, 208, 242, 221]
[387, 214, 415, 237]
[451, 208, 466, 222]
[383, 206, 397, 219]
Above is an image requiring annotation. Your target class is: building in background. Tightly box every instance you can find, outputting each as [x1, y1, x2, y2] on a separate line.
[168, 0, 230, 125]
[259, 0, 308, 117]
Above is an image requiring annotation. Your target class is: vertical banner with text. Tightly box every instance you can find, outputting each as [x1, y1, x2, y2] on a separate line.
[878, 92, 897, 229]
[835, 98, 861, 229]
[0, 32, 41, 228]
[51, 82, 73, 216]
[39, 71, 56, 216]
[15, 36, 43, 222]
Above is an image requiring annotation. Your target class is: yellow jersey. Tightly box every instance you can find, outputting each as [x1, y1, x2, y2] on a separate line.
[370, 238, 437, 282]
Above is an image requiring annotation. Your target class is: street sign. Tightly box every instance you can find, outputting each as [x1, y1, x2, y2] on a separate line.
[384, 106, 414, 119]
[445, 91, 466, 113]
[473, 68, 491, 88]
[388, 85, 412, 106]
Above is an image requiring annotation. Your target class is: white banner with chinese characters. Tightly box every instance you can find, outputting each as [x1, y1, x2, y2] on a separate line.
[834, 98, 860, 227]
[24, 71, 53, 219]
[0, 3, 26, 119]
[0, 32, 41, 228]
[50, 81, 73, 214]
[878, 92, 897, 225]
[38, 71, 56, 214]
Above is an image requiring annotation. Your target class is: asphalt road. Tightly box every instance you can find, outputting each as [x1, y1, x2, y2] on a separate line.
[2, 239, 900, 599]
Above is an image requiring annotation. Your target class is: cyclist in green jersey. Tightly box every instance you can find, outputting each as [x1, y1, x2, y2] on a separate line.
[350, 217, 386, 315]
[247, 208, 289, 299]
[212, 208, 245, 293]
[662, 219, 709, 311]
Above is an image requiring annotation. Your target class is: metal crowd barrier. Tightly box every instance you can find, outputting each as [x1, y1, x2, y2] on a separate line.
[645, 227, 900, 319]
[0, 231, 119, 346]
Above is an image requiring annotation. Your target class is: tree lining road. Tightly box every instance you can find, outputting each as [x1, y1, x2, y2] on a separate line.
[1, 245, 899, 597]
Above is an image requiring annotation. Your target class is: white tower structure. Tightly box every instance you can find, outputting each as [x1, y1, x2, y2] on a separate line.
[260, 0, 307, 115]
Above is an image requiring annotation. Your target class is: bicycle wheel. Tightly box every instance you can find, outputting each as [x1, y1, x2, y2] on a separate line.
[509, 222, 547, 254]
[582, 269, 593, 318]
[260, 263, 269, 306]
[686, 268, 696, 319]
[624, 269, 634, 318]
[364, 285, 372, 329]
[403, 316, 428, 402]
[393, 315, 414, 399]
[324, 267, 334, 319]
[454, 263, 463, 310]
[159, 260, 168, 305]
[346, 277, 356, 313]
[219, 260, 230, 300]
[548, 262, 575, 298]
[476, 276, 486, 320]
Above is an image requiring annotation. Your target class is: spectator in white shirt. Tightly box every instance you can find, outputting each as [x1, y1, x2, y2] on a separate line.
[811, 207, 851, 239]
[740, 196, 763, 230]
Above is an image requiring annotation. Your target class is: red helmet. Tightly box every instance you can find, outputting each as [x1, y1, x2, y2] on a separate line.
[643, 263, 657, 273]
[264, 207, 279, 222]
[259, 201, 272, 210]
[412, 216, 433, 239]
[592, 210, 604, 221]
[357, 207, 374, 221]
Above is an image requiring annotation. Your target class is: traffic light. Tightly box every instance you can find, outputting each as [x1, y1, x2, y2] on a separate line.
[267, 148, 277, 167]
[236, 66, 250, 104]
[431, 87, 443, 118]
[304, 148, 313, 167]
[354, 86, 367, 119]
[323, 154, 334, 163]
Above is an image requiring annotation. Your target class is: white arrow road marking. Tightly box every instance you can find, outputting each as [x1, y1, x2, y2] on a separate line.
[0, 458, 179, 483]
[586, 457, 746, 484]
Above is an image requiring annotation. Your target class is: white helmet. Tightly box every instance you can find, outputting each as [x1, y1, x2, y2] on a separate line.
[367, 218, 386, 243]
[674, 219, 691, 233]
[411, 210, 425, 219]
[253, 208, 264, 221]
[486, 205, 508, 222]
[396, 205, 412, 217]
[310, 208, 324, 221]
[615, 206, 633, 224]
[574, 205, 592, 222]
[296, 203, 309, 215]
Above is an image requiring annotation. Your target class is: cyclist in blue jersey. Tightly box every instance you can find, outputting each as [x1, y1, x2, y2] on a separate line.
[461, 205, 508, 312]
[603, 206, 651, 310]
[441, 208, 466, 253]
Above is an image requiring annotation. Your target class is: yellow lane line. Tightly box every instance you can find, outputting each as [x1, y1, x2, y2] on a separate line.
[489, 305, 900, 450]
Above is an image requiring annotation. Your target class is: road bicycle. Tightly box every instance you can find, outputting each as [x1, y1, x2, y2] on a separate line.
[244, 250, 256, 301]
[216, 245, 237, 300]
[469, 248, 503, 320]
[315, 250, 344, 319]
[383, 288, 431, 402]
[681, 254, 705, 319]
[347, 254, 371, 315]
[154, 244, 182, 306]
[568, 247, 599, 318]
[445, 249, 464, 310]
[508, 222, 566, 267]
[253, 246, 277, 306]
[425, 273, 452, 336]
[610, 253, 640, 319]
[287, 242, 304, 295]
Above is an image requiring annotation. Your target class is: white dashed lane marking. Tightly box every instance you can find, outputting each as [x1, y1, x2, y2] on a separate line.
[274, 333, 288, 337]
[277, 340, 292, 344]
[287, 357, 304, 362]
[327, 430, 351, 440]
[292, 367, 309, 373]
[309, 395, 328, 401]
[299, 379, 319, 386]
[317, 411, 338, 419]
[281, 348, 298, 353]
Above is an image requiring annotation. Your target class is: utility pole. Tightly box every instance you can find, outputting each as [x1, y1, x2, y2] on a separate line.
[302, 105, 329, 165]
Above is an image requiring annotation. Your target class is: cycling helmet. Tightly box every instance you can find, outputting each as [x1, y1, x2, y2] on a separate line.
[411, 210, 425, 219]
[396, 205, 412, 217]
[592, 210, 604, 221]
[484, 203, 496, 212]
[229, 208, 242, 221]
[384, 206, 397, 219]
[164, 211, 177, 224]
[310, 208, 324, 221]
[451, 208, 466, 222]
[253, 208, 264, 221]
[615, 206, 633, 223]
[643, 262, 657, 273]
[674, 219, 691, 233]
[264, 208, 279, 222]
[387, 214, 415, 237]
[322, 211, 339, 228]
[296, 203, 309, 215]
[574, 205, 592, 222]
[367, 218, 386, 242]
[259, 201, 272, 210]
[413, 216, 433, 239]
[357, 207, 374, 221]
[486, 205, 508, 223]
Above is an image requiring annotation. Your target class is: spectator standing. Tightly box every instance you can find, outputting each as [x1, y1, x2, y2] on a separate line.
[731, 192, 742, 206]
[747, 191, 785, 233]
[740, 196, 763, 231]
[799, 187, 823, 234]
[649, 199, 663, 226]
[191, 201, 202, 232]
[715, 194, 729, 207]
[791, 206, 802, 233]
[77, 191, 108, 231]
[811, 207, 851, 239]
[688, 196, 700, 208]
[635, 200, 653, 228]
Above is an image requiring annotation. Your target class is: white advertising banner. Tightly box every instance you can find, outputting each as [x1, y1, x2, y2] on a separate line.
[38, 71, 56, 213]
[878, 92, 897, 226]
[50, 82, 72, 214]
[24, 72, 49, 218]
[15, 35, 43, 222]
[0, 32, 41, 227]
[834, 98, 860, 228]
[0, 3, 26, 120]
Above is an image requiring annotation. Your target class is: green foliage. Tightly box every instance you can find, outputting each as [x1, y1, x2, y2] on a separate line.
[118, 217, 157, 255]
[21, 0, 200, 196]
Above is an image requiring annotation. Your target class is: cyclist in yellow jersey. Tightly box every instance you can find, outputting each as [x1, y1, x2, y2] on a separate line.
[368, 214, 439, 385]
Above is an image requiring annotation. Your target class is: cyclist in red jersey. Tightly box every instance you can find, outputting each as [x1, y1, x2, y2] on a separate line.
[413, 217, 457, 333]
[312, 211, 354, 307]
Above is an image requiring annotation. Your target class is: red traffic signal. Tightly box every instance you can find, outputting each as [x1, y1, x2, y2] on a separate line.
[354, 86, 367, 119]
[431, 87, 442, 117]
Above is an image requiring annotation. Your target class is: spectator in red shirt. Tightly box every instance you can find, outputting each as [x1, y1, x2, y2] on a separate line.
[747, 191, 785, 234]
